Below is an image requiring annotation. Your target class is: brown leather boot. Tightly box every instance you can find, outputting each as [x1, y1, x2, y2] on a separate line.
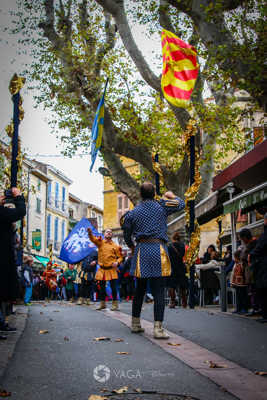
[96, 301, 106, 310]
[111, 300, 119, 311]
[169, 288, 176, 308]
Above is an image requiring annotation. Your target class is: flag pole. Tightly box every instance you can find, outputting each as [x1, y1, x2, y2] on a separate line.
[9, 74, 25, 263]
[188, 133, 196, 309]
[154, 153, 160, 196]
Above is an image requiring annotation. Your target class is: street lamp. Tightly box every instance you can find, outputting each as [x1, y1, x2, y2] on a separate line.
[98, 167, 111, 177]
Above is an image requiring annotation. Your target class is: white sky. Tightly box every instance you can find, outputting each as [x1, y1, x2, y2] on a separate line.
[0, 1, 162, 209]
[0, 0, 104, 207]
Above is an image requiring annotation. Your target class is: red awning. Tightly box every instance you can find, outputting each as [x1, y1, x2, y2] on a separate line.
[213, 140, 267, 191]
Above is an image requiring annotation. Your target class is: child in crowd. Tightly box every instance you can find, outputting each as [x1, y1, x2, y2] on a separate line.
[231, 249, 249, 314]
[64, 264, 77, 301]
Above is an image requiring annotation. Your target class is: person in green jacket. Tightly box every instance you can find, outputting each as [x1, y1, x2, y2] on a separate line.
[64, 264, 77, 302]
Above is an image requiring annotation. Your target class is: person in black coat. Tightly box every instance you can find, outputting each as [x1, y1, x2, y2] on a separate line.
[0, 188, 26, 304]
[250, 213, 267, 323]
[80, 249, 98, 304]
[167, 232, 188, 308]
[202, 244, 216, 264]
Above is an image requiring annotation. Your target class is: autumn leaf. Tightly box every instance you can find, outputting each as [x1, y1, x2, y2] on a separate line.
[134, 388, 142, 393]
[206, 361, 227, 368]
[167, 343, 181, 346]
[255, 371, 267, 376]
[0, 390, 12, 397]
[88, 396, 108, 400]
[64, 336, 70, 341]
[112, 386, 128, 394]
[116, 352, 131, 355]
[114, 338, 124, 342]
[40, 312, 43, 315]
[39, 330, 49, 334]
[94, 337, 111, 341]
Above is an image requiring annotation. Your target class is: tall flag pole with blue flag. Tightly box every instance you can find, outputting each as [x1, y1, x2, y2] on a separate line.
[90, 79, 109, 172]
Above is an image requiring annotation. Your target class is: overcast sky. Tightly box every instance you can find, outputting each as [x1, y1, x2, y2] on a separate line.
[0, 1, 162, 208]
[0, 0, 104, 207]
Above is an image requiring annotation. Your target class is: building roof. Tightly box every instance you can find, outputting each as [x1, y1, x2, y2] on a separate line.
[33, 160, 73, 185]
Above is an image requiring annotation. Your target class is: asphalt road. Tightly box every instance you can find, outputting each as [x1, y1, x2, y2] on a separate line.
[0, 302, 237, 400]
[119, 302, 267, 373]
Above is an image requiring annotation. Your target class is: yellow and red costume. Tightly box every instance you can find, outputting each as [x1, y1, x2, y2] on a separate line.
[43, 266, 57, 291]
[88, 231, 123, 281]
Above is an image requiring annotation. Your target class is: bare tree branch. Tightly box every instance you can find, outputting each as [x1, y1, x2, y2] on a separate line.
[95, 0, 161, 92]
[159, 0, 182, 37]
[95, 12, 116, 77]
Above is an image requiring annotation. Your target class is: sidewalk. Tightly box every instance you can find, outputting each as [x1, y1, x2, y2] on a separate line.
[0, 306, 29, 379]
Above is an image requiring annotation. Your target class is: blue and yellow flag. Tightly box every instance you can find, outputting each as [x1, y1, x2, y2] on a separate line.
[90, 79, 109, 172]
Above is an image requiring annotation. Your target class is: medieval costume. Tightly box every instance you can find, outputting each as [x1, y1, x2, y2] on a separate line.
[122, 193, 185, 339]
[88, 229, 123, 310]
[43, 262, 57, 300]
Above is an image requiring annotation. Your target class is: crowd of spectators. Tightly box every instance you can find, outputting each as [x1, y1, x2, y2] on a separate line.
[1, 186, 266, 343]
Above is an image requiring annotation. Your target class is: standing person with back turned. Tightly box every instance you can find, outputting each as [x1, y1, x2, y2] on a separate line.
[122, 182, 185, 339]
[87, 228, 123, 311]
[0, 187, 26, 335]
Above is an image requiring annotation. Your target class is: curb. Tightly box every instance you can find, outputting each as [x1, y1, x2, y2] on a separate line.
[0, 305, 29, 381]
[103, 309, 267, 400]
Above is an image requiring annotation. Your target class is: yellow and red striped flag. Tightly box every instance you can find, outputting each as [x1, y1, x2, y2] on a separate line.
[161, 29, 199, 108]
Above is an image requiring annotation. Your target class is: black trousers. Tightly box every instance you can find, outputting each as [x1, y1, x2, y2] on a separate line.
[132, 277, 165, 321]
[81, 280, 94, 299]
[99, 279, 117, 301]
[235, 286, 249, 312]
[258, 288, 267, 318]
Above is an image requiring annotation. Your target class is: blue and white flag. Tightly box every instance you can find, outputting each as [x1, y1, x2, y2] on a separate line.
[59, 218, 102, 264]
[90, 79, 109, 172]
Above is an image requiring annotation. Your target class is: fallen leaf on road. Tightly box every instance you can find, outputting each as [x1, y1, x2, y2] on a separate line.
[167, 342, 181, 346]
[116, 352, 131, 355]
[88, 396, 108, 400]
[112, 386, 128, 394]
[39, 330, 49, 334]
[40, 312, 43, 315]
[100, 389, 109, 393]
[134, 388, 142, 393]
[255, 371, 267, 376]
[114, 338, 124, 342]
[0, 389, 11, 397]
[207, 361, 227, 368]
[64, 336, 69, 341]
[94, 337, 111, 341]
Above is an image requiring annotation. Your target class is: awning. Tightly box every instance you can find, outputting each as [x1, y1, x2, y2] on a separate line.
[34, 255, 49, 267]
[213, 139, 267, 191]
[223, 182, 267, 215]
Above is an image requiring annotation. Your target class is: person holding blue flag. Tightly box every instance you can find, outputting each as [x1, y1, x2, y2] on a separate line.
[87, 227, 123, 311]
